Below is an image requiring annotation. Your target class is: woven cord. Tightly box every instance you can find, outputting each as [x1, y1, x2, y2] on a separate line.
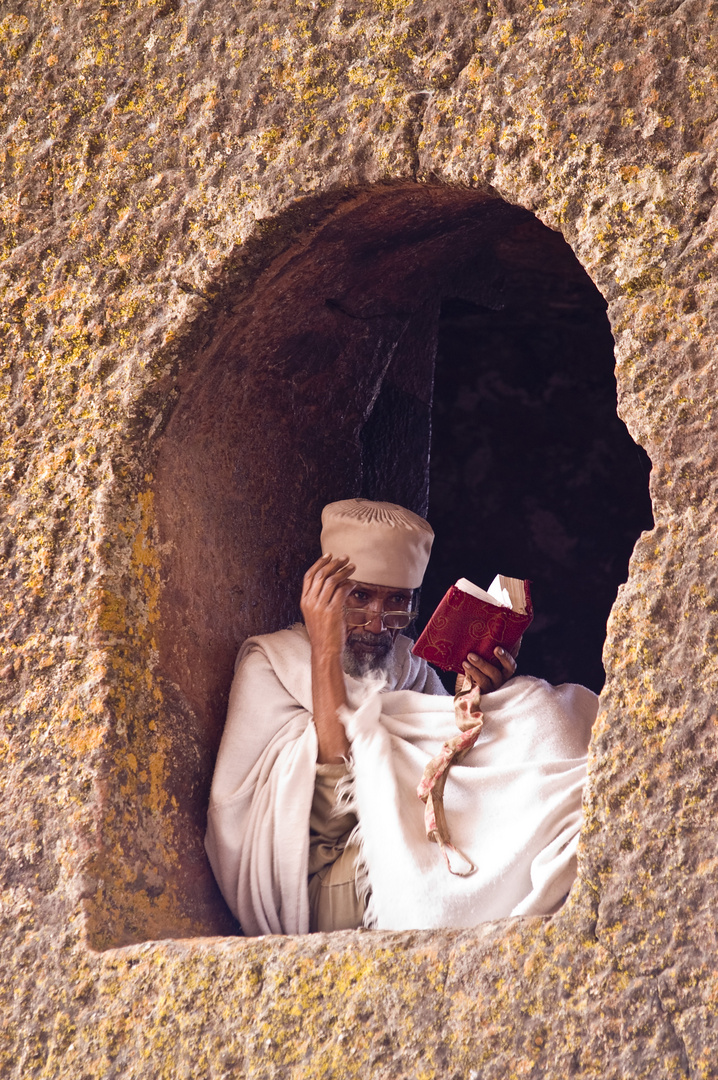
[416, 677, 483, 876]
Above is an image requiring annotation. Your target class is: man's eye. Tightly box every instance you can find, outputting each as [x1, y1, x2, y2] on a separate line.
[351, 591, 369, 602]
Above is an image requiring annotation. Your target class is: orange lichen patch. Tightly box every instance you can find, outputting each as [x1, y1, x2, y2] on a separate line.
[63, 720, 108, 758]
[130, 488, 161, 629]
[91, 589, 128, 637]
[147, 750, 170, 815]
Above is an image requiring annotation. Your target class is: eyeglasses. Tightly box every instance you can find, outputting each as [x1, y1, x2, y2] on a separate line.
[343, 608, 418, 631]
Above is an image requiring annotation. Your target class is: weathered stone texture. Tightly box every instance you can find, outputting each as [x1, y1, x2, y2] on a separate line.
[1, 0, 717, 1075]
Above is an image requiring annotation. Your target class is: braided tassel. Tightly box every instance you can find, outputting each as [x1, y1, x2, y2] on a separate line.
[416, 678, 483, 876]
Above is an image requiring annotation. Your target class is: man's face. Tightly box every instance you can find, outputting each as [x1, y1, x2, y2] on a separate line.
[342, 581, 414, 677]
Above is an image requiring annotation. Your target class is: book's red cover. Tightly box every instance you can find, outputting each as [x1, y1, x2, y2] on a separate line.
[412, 581, 533, 675]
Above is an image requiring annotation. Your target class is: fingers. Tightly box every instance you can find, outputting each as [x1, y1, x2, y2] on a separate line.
[462, 654, 501, 694]
[303, 552, 338, 582]
[493, 645, 518, 677]
[303, 553, 352, 584]
[462, 646, 517, 694]
[301, 553, 355, 605]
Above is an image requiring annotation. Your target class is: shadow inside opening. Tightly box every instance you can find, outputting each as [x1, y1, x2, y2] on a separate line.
[419, 223, 654, 693]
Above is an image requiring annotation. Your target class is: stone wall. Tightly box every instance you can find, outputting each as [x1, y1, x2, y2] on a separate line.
[1, 0, 717, 1076]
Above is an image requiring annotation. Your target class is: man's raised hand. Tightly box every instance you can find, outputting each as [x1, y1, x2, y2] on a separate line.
[300, 554, 356, 658]
[301, 554, 356, 763]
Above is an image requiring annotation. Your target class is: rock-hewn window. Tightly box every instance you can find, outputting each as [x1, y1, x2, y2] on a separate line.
[140, 184, 652, 942]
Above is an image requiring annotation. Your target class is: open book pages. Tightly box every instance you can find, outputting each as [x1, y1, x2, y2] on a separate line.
[455, 574, 529, 615]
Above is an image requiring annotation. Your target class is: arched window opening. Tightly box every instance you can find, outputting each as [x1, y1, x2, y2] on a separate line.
[126, 183, 652, 944]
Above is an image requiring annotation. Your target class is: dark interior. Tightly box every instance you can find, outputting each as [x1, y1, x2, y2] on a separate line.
[148, 183, 652, 936]
[420, 221, 653, 692]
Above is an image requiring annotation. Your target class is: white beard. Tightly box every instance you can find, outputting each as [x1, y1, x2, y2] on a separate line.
[342, 632, 394, 678]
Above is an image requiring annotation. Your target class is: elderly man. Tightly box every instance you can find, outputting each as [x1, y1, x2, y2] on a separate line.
[205, 499, 597, 936]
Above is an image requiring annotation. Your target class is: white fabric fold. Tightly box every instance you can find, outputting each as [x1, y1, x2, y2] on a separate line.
[205, 623, 597, 935]
[205, 623, 444, 935]
[341, 677, 596, 929]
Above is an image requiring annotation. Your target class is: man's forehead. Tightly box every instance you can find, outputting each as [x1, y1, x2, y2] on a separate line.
[349, 580, 413, 595]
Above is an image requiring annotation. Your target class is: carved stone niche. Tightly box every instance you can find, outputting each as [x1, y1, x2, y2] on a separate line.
[142, 181, 651, 943]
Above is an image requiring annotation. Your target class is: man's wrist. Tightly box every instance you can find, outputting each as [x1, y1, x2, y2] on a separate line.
[311, 644, 345, 672]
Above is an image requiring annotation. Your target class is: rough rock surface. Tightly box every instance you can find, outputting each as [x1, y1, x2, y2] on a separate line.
[1, 0, 717, 1076]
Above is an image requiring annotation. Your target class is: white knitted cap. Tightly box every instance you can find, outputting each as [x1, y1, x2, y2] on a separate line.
[320, 499, 434, 589]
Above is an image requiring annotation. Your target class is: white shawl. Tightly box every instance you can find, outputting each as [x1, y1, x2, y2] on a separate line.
[205, 624, 597, 936]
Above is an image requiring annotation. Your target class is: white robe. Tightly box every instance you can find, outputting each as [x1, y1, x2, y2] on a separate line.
[205, 623, 597, 936]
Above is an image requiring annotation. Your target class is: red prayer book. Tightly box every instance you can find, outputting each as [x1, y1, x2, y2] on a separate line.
[412, 575, 533, 675]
